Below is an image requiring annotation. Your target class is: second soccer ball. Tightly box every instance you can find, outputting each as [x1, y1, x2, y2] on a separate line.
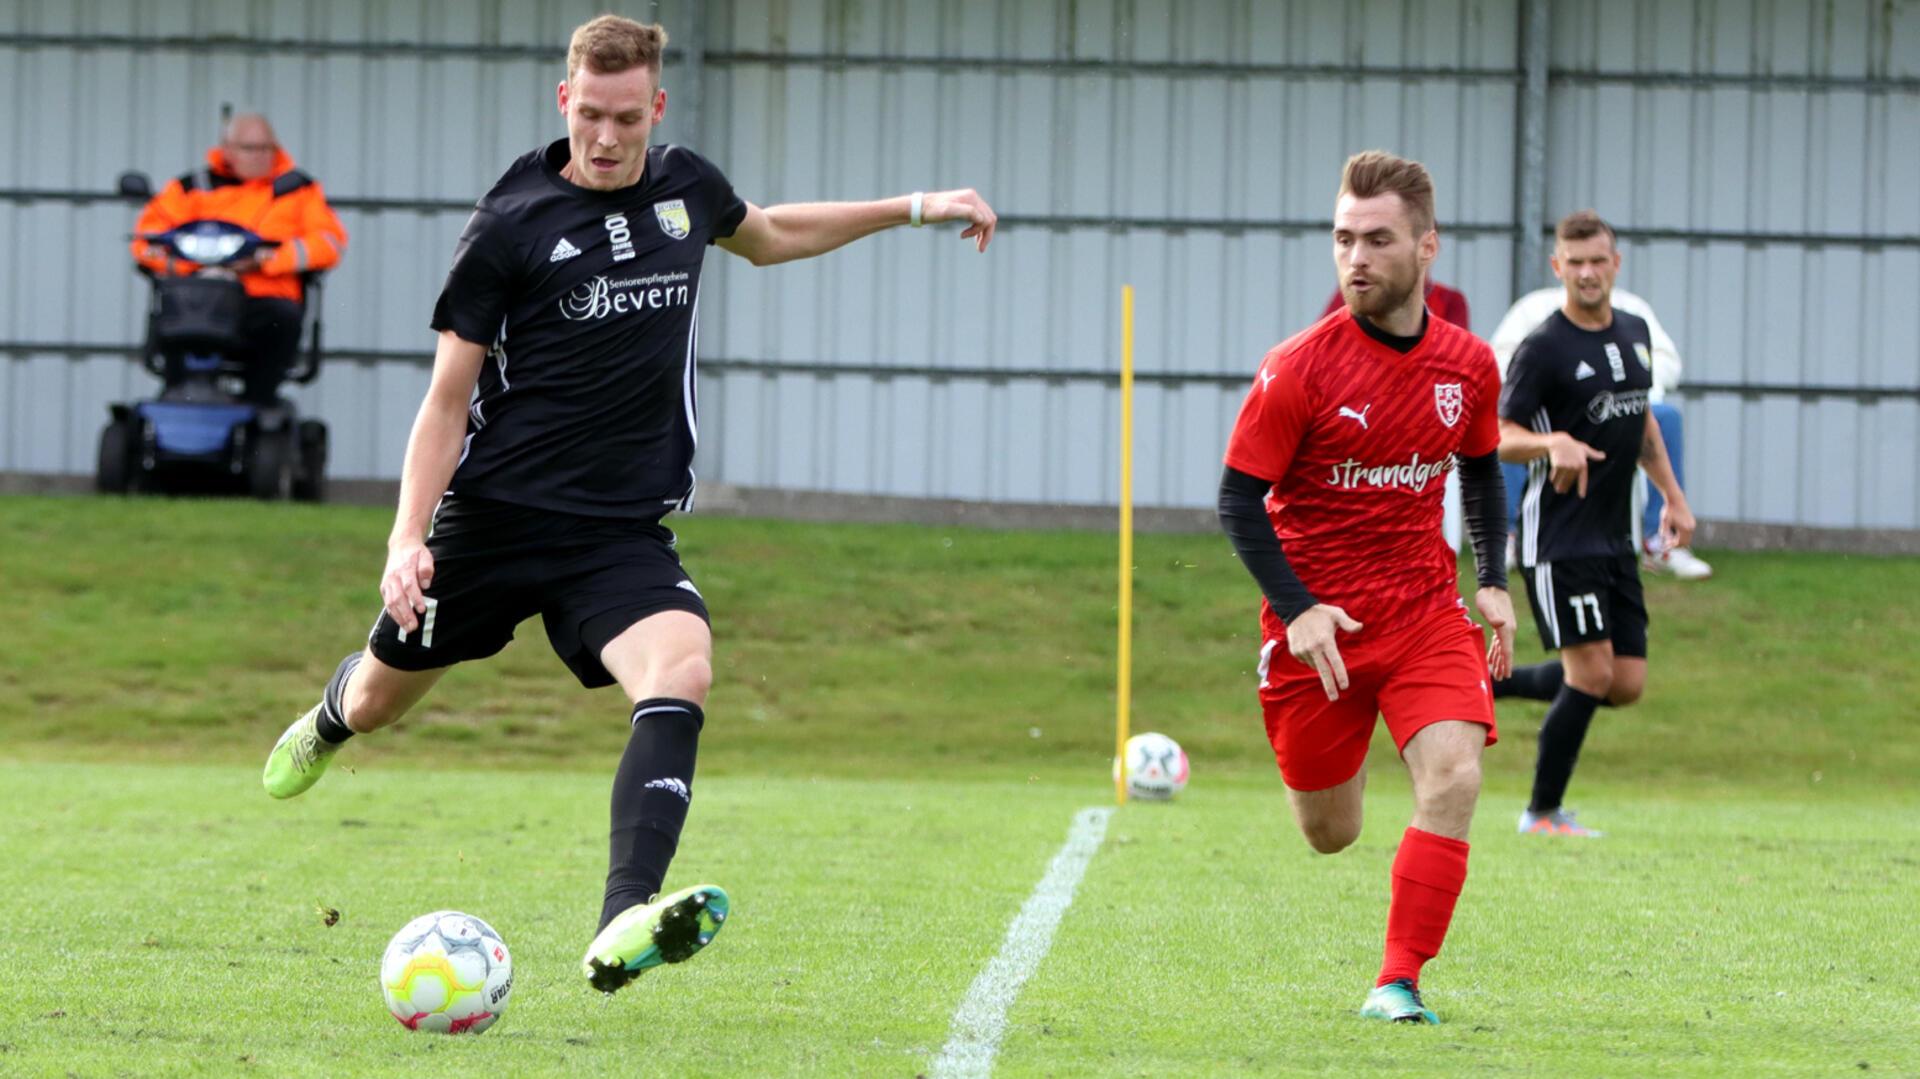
[1117, 731, 1190, 801]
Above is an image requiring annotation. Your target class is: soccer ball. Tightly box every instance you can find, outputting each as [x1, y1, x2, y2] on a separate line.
[380, 911, 514, 1034]
[1116, 732, 1190, 801]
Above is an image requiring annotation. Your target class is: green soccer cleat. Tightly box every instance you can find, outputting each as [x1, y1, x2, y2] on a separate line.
[1361, 979, 1439, 1024]
[582, 884, 730, 995]
[261, 704, 340, 800]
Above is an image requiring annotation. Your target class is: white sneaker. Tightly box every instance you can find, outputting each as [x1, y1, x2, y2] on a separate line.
[1642, 540, 1713, 580]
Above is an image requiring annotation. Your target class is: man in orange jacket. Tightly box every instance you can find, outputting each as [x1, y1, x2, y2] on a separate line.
[132, 113, 348, 403]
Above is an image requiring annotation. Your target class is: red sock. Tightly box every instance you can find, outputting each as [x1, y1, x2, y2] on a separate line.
[1377, 826, 1470, 988]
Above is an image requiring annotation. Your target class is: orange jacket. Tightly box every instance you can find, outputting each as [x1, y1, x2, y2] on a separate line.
[131, 145, 347, 301]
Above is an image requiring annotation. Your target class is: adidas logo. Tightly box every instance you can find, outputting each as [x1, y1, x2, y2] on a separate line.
[644, 777, 691, 803]
[549, 237, 582, 263]
[1574, 360, 1596, 380]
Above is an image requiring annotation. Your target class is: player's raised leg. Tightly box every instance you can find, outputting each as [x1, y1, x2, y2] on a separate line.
[581, 609, 730, 993]
[1492, 659, 1563, 701]
[1258, 635, 1379, 855]
[262, 652, 445, 799]
[1286, 770, 1367, 854]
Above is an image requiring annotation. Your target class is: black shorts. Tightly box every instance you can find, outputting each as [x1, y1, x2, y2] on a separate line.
[1522, 553, 1648, 657]
[367, 495, 708, 688]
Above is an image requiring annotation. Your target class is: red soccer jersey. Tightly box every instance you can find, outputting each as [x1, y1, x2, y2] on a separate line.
[1223, 308, 1502, 633]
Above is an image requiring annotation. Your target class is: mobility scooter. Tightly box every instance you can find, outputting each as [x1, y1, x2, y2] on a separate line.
[97, 170, 330, 500]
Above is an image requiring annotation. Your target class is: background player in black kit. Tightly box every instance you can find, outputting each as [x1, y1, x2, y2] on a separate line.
[260, 14, 997, 993]
[1495, 210, 1695, 837]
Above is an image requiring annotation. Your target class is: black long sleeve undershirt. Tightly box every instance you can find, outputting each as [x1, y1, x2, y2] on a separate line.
[1217, 465, 1317, 622]
[1457, 449, 1509, 590]
[1219, 453, 1509, 624]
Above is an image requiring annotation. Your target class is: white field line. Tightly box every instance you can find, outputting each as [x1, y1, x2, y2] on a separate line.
[929, 806, 1115, 1079]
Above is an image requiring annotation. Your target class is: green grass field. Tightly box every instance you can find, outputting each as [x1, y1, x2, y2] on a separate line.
[2, 495, 1916, 1076]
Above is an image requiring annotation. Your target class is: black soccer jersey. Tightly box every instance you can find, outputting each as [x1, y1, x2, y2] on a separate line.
[431, 139, 748, 518]
[1500, 308, 1656, 565]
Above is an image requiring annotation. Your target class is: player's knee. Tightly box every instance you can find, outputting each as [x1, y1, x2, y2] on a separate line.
[1419, 754, 1482, 806]
[660, 653, 712, 703]
[1566, 670, 1614, 699]
[1298, 817, 1360, 855]
[1302, 827, 1358, 855]
[1607, 682, 1643, 707]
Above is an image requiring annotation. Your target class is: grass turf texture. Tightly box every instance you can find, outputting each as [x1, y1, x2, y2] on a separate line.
[1, 766, 1910, 1076]
[2, 494, 1916, 1075]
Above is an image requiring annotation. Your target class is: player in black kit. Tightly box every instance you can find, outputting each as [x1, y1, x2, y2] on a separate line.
[260, 14, 997, 993]
[1495, 210, 1696, 838]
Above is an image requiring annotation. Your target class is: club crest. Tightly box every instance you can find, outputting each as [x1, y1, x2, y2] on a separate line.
[654, 199, 691, 240]
[1634, 342, 1653, 370]
[1433, 382, 1464, 428]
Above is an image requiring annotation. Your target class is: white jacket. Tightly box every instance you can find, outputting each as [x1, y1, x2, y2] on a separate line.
[1488, 286, 1682, 404]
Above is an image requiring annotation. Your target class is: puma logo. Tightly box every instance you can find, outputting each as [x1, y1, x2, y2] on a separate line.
[1259, 368, 1277, 392]
[1338, 404, 1372, 430]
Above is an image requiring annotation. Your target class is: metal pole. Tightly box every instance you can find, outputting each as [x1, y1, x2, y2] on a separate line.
[676, 0, 706, 153]
[1513, 0, 1550, 295]
[1114, 285, 1136, 806]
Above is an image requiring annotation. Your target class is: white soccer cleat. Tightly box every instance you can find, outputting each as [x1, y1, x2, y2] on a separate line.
[1642, 539, 1713, 581]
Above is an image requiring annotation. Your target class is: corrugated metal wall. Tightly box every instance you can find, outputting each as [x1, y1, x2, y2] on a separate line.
[1545, 0, 1920, 529]
[2, 0, 1915, 529]
[699, 0, 1520, 510]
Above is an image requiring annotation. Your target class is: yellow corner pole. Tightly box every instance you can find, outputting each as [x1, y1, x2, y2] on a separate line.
[1115, 285, 1136, 806]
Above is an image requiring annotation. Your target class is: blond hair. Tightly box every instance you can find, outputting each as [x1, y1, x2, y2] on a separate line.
[1338, 150, 1436, 237]
[567, 14, 668, 83]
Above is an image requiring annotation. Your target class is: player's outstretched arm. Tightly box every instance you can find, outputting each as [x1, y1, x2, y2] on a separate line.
[382, 331, 486, 632]
[716, 189, 996, 266]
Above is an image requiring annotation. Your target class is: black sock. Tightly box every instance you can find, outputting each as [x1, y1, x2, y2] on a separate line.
[1528, 685, 1603, 814]
[600, 698, 705, 932]
[1493, 660, 1564, 701]
[313, 652, 363, 745]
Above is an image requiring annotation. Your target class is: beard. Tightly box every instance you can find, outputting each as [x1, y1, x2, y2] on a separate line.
[1341, 266, 1419, 321]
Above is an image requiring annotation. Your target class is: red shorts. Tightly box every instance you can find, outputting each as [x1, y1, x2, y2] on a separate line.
[1256, 603, 1497, 791]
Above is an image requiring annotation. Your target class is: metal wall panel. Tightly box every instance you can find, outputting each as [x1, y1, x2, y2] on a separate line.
[1544, 0, 1920, 529]
[3, 0, 1915, 530]
[696, 0, 1522, 511]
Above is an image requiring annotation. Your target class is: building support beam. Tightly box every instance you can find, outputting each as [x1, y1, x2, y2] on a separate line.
[1513, 0, 1551, 294]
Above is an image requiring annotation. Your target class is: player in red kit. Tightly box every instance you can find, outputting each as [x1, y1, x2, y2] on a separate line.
[1216, 151, 1517, 1025]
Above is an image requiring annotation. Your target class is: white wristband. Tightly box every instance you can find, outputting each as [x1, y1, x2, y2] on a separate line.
[909, 191, 924, 228]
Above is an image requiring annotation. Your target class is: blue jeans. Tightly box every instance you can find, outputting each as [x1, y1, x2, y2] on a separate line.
[1645, 403, 1684, 541]
[1504, 461, 1528, 525]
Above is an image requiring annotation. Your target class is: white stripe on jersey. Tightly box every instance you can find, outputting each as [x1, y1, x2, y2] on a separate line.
[677, 282, 702, 513]
[470, 320, 510, 428]
[1534, 561, 1561, 647]
[1520, 407, 1550, 567]
[494, 321, 511, 392]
